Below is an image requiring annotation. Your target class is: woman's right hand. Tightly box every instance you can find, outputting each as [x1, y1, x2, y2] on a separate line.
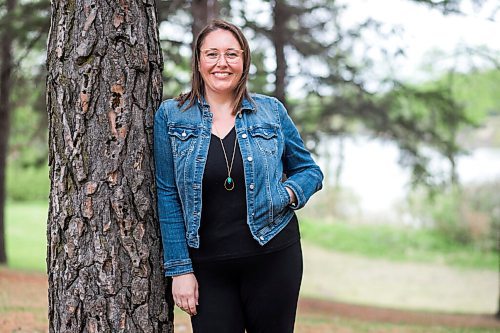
[172, 273, 199, 316]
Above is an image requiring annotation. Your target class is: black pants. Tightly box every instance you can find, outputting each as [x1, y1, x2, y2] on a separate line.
[190, 241, 303, 333]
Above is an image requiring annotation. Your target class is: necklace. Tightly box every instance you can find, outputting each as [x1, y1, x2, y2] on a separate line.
[213, 124, 237, 191]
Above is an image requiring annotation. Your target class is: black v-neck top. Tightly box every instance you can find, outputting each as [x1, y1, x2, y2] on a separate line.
[189, 127, 300, 263]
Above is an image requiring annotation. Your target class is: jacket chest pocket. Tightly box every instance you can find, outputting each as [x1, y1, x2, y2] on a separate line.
[168, 126, 199, 157]
[249, 126, 278, 155]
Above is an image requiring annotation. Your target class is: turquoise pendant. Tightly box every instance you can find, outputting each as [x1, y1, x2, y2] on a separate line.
[224, 177, 235, 191]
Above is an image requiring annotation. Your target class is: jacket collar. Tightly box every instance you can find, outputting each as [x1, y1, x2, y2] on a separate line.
[196, 95, 256, 113]
[241, 96, 256, 112]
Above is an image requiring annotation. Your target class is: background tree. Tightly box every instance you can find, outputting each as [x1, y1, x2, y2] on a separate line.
[191, 0, 220, 41]
[237, 0, 499, 187]
[0, 0, 50, 264]
[0, 0, 16, 264]
[45, 0, 172, 331]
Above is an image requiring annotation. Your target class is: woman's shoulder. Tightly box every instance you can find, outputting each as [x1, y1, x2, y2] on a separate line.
[159, 97, 184, 111]
[155, 98, 183, 124]
[249, 93, 287, 117]
[157, 97, 194, 118]
[249, 93, 279, 106]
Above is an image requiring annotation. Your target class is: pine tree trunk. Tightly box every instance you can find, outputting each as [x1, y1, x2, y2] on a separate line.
[191, 0, 219, 42]
[272, 0, 288, 110]
[46, 1, 172, 332]
[0, 0, 16, 265]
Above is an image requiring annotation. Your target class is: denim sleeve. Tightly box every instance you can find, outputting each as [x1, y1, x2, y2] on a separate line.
[276, 98, 324, 210]
[154, 102, 193, 276]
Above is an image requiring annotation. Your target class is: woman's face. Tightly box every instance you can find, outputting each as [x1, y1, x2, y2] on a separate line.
[198, 29, 244, 98]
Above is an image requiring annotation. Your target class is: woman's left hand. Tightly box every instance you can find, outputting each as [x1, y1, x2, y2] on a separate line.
[285, 186, 297, 206]
[172, 273, 199, 316]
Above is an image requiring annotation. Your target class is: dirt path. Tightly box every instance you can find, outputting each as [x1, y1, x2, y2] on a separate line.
[1, 266, 499, 333]
[0, 268, 48, 333]
[301, 242, 498, 314]
[173, 298, 500, 333]
[297, 298, 500, 329]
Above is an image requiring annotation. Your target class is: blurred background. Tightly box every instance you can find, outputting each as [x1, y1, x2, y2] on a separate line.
[0, 0, 499, 332]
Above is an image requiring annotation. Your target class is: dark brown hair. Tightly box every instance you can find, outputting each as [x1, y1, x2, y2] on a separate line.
[176, 19, 253, 115]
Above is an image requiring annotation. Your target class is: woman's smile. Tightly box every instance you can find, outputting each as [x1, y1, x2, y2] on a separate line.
[199, 29, 243, 97]
[212, 71, 232, 78]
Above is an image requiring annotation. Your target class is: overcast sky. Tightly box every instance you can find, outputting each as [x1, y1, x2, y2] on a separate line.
[340, 0, 500, 81]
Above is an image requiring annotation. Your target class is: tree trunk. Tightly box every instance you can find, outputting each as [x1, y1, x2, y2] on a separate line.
[0, 0, 16, 265]
[497, 295, 500, 319]
[497, 268, 500, 319]
[46, 1, 172, 332]
[191, 0, 219, 42]
[272, 0, 288, 109]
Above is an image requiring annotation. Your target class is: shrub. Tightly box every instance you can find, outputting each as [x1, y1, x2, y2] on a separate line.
[463, 180, 500, 251]
[408, 181, 498, 251]
[6, 164, 50, 202]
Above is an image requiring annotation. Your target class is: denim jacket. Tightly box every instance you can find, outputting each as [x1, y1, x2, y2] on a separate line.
[154, 94, 323, 276]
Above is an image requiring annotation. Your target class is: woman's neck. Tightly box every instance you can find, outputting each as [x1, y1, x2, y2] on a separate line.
[205, 91, 235, 116]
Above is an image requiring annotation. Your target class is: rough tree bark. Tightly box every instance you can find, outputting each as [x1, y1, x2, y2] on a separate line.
[0, 0, 16, 264]
[46, 0, 172, 332]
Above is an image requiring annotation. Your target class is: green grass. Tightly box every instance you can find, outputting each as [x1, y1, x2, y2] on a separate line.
[6, 164, 50, 202]
[3, 202, 499, 332]
[4, 201, 48, 272]
[299, 216, 497, 270]
[4, 202, 497, 272]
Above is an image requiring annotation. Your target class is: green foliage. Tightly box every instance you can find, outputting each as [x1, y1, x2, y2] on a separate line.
[466, 181, 500, 250]
[160, 37, 192, 98]
[450, 69, 500, 121]
[407, 181, 499, 252]
[247, 49, 273, 95]
[418, 67, 500, 126]
[9, 102, 47, 168]
[6, 84, 49, 202]
[4, 201, 47, 272]
[429, 187, 469, 243]
[299, 215, 497, 270]
[6, 164, 49, 202]
[2, 0, 50, 47]
[378, 82, 469, 186]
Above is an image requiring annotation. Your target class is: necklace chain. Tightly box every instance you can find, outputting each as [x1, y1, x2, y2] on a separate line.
[213, 123, 237, 191]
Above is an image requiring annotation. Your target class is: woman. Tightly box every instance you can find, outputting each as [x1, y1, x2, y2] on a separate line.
[154, 19, 323, 333]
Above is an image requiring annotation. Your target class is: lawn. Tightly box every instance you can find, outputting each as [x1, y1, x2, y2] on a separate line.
[4, 202, 497, 272]
[4, 201, 47, 272]
[298, 215, 497, 270]
[2, 201, 499, 332]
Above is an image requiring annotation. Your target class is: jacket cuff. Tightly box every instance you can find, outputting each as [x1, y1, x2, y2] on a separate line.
[283, 179, 305, 210]
[164, 258, 194, 277]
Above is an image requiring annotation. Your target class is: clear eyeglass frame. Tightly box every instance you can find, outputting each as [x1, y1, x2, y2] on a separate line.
[200, 49, 244, 64]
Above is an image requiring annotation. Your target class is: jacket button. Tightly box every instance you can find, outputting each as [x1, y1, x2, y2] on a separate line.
[249, 184, 255, 190]
[259, 236, 264, 241]
[242, 133, 247, 139]
[247, 156, 253, 162]
[238, 113, 242, 118]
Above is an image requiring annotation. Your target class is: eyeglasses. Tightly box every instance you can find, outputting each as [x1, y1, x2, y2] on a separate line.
[200, 49, 244, 64]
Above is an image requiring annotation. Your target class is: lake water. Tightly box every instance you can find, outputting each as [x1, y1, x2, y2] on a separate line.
[314, 135, 500, 222]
